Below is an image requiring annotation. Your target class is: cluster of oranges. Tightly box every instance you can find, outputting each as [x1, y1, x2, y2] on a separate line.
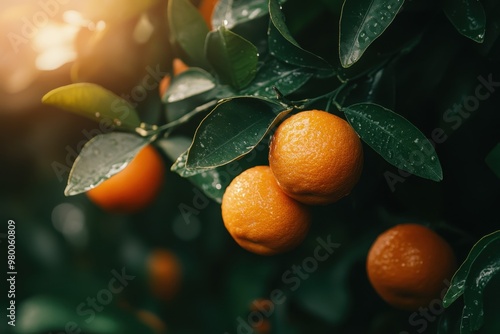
[222, 110, 364, 255]
[85, 0, 457, 316]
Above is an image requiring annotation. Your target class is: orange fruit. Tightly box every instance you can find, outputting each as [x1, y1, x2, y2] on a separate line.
[86, 145, 165, 214]
[199, 0, 218, 29]
[158, 75, 171, 98]
[136, 309, 167, 333]
[249, 299, 272, 334]
[221, 166, 311, 255]
[148, 249, 182, 301]
[366, 223, 457, 310]
[269, 110, 363, 205]
[158, 57, 190, 97]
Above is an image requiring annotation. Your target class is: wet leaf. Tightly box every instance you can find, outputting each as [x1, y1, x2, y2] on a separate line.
[339, 0, 405, 67]
[268, 0, 332, 70]
[212, 0, 270, 29]
[443, 0, 486, 43]
[163, 68, 217, 104]
[343, 102, 443, 181]
[441, 231, 500, 333]
[205, 26, 258, 90]
[443, 231, 500, 307]
[65, 132, 150, 196]
[168, 0, 210, 68]
[485, 143, 500, 179]
[336, 66, 396, 109]
[42, 83, 141, 132]
[185, 97, 291, 170]
[241, 57, 313, 98]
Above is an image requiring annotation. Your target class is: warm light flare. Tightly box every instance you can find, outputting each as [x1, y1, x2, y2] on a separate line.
[32, 21, 79, 71]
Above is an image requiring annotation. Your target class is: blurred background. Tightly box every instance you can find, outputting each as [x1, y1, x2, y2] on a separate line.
[0, 0, 499, 333]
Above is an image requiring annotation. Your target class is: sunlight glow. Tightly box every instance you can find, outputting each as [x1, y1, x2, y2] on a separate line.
[33, 22, 79, 71]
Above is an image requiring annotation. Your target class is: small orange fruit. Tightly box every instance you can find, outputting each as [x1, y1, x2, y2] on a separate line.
[249, 299, 272, 334]
[159, 57, 190, 97]
[366, 223, 457, 310]
[86, 145, 165, 214]
[136, 309, 167, 333]
[158, 75, 171, 98]
[148, 249, 182, 301]
[221, 166, 311, 255]
[269, 110, 363, 205]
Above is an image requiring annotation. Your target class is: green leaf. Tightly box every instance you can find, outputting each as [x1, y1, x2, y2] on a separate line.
[163, 68, 217, 104]
[172, 144, 268, 202]
[443, 231, 500, 307]
[343, 102, 443, 181]
[441, 230, 500, 334]
[168, 0, 210, 68]
[336, 66, 396, 109]
[163, 68, 232, 122]
[212, 0, 270, 29]
[185, 97, 291, 170]
[461, 235, 500, 332]
[42, 83, 141, 132]
[485, 143, 500, 179]
[443, 0, 486, 43]
[65, 132, 150, 196]
[205, 26, 259, 90]
[161, 137, 234, 203]
[268, 0, 332, 70]
[339, 0, 405, 68]
[241, 57, 314, 97]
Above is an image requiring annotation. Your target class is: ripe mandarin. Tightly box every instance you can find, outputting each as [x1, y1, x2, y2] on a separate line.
[86, 145, 165, 214]
[366, 223, 457, 310]
[221, 166, 311, 255]
[269, 110, 363, 205]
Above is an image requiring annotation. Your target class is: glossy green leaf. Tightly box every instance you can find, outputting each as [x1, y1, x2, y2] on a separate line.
[206, 26, 258, 90]
[171, 150, 200, 177]
[443, 0, 486, 43]
[461, 234, 500, 332]
[437, 302, 462, 334]
[444, 231, 500, 307]
[163, 68, 217, 104]
[268, 0, 332, 70]
[185, 97, 291, 170]
[343, 103, 443, 181]
[172, 143, 268, 202]
[157, 136, 193, 163]
[212, 0, 269, 29]
[339, 0, 405, 68]
[241, 57, 313, 97]
[163, 68, 232, 122]
[161, 137, 232, 203]
[65, 132, 150, 196]
[485, 143, 500, 179]
[42, 83, 141, 132]
[168, 0, 210, 68]
[336, 66, 396, 109]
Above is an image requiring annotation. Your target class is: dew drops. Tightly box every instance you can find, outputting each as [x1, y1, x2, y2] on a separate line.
[95, 112, 101, 118]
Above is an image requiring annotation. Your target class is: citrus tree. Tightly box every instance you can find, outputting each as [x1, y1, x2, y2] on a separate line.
[28, 0, 500, 333]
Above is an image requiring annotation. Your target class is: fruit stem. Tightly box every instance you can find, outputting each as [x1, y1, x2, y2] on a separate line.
[139, 100, 218, 137]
